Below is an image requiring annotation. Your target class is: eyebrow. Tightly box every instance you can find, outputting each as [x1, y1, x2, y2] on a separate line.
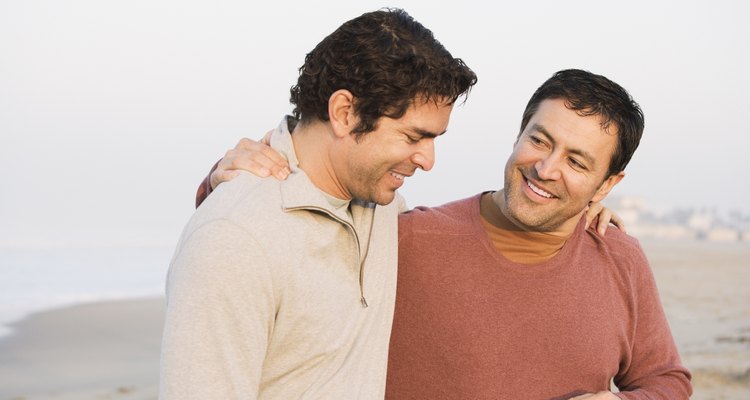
[409, 128, 447, 139]
[532, 123, 597, 168]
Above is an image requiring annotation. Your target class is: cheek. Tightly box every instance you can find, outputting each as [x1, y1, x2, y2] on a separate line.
[564, 174, 601, 200]
[505, 147, 522, 165]
[503, 154, 515, 175]
[511, 143, 541, 162]
[389, 145, 418, 164]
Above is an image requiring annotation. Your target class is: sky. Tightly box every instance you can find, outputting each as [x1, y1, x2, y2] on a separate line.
[1, 0, 749, 248]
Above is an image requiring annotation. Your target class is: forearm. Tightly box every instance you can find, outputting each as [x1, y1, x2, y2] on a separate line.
[195, 160, 220, 208]
[612, 358, 691, 398]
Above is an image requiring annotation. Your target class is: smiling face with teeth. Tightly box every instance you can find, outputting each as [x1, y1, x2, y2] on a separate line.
[338, 98, 454, 205]
[499, 98, 625, 234]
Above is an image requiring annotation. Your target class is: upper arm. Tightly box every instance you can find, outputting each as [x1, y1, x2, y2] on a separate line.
[160, 219, 275, 399]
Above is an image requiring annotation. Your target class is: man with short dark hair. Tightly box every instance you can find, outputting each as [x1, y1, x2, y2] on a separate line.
[385, 69, 692, 399]
[159, 9, 476, 399]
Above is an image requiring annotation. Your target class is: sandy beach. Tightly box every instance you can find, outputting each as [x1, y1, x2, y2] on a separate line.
[640, 239, 750, 399]
[0, 299, 164, 400]
[0, 239, 747, 399]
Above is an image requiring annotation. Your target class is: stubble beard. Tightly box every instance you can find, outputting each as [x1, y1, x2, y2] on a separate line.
[503, 168, 598, 233]
[347, 164, 395, 206]
[501, 168, 567, 233]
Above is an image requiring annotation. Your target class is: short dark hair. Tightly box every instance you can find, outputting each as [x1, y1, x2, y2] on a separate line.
[519, 69, 645, 177]
[290, 8, 477, 135]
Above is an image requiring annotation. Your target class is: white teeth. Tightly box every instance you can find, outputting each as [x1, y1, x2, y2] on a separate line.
[390, 172, 405, 180]
[527, 180, 553, 198]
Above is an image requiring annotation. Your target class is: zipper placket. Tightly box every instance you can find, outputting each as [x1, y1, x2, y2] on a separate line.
[285, 205, 369, 308]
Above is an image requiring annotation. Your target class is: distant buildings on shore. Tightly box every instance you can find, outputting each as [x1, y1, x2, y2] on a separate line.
[605, 196, 750, 243]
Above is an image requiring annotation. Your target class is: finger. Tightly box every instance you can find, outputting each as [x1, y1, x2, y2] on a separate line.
[211, 157, 271, 189]
[232, 138, 291, 174]
[272, 164, 291, 180]
[219, 170, 241, 183]
[229, 157, 273, 177]
[210, 153, 254, 188]
[596, 209, 612, 236]
[232, 151, 290, 178]
[234, 137, 257, 151]
[255, 142, 290, 169]
[244, 146, 290, 180]
[584, 202, 602, 228]
[211, 164, 250, 188]
[609, 212, 627, 234]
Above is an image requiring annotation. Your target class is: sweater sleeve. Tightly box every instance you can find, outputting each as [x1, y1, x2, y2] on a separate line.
[159, 219, 275, 399]
[614, 242, 692, 399]
[195, 160, 221, 208]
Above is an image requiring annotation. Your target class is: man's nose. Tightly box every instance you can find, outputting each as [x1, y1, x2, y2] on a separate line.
[534, 155, 562, 181]
[411, 139, 435, 171]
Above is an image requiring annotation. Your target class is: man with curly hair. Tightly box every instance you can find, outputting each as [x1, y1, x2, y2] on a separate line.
[159, 8, 476, 399]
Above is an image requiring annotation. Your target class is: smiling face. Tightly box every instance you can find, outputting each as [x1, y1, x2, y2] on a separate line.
[500, 98, 624, 234]
[340, 99, 454, 205]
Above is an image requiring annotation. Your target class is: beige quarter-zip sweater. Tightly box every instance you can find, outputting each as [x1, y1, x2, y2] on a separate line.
[160, 117, 403, 399]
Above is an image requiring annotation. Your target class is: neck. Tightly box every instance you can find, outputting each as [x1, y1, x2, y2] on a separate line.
[479, 192, 573, 263]
[291, 121, 351, 201]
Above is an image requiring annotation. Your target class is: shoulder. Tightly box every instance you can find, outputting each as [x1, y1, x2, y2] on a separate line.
[168, 218, 273, 294]
[595, 227, 646, 259]
[200, 172, 279, 216]
[583, 225, 651, 277]
[176, 172, 292, 256]
[398, 194, 480, 236]
[170, 175, 295, 286]
[193, 172, 291, 233]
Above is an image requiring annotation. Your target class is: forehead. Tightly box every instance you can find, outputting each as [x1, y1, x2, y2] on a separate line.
[390, 98, 454, 132]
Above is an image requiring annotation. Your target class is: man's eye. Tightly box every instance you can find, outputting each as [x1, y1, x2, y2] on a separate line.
[406, 135, 420, 144]
[569, 158, 587, 171]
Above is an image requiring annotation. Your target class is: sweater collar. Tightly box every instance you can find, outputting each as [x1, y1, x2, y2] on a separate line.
[270, 116, 355, 225]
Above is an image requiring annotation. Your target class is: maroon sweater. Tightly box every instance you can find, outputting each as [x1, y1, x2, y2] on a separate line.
[386, 194, 691, 399]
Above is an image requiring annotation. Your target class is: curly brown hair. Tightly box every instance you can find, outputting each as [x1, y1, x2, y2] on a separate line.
[290, 8, 477, 135]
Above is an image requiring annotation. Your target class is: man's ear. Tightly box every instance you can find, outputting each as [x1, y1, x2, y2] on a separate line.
[328, 89, 357, 139]
[591, 171, 625, 203]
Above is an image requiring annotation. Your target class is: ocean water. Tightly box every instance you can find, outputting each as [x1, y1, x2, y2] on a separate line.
[0, 245, 173, 337]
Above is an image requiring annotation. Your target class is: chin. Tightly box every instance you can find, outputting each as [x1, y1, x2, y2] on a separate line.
[505, 203, 556, 231]
[373, 195, 396, 206]
[370, 190, 397, 206]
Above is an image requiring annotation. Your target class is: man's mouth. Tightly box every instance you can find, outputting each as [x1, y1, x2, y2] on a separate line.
[526, 178, 554, 199]
[389, 171, 407, 181]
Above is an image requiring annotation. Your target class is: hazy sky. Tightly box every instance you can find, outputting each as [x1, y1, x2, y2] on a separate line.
[1, 0, 748, 247]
